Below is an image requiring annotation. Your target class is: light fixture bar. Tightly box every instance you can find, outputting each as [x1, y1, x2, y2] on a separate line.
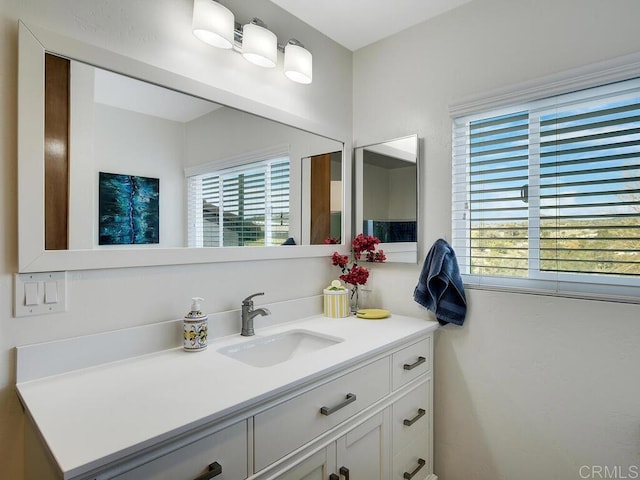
[192, 1, 313, 83]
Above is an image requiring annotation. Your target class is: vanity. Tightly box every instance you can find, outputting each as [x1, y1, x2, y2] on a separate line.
[16, 299, 438, 480]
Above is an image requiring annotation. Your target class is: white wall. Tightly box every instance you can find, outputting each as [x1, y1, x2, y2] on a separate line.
[69, 61, 186, 248]
[363, 163, 391, 219]
[388, 166, 416, 220]
[184, 107, 342, 169]
[354, 0, 640, 478]
[70, 103, 187, 249]
[363, 163, 416, 221]
[0, 1, 352, 478]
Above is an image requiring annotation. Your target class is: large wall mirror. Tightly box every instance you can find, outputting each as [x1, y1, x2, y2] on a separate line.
[18, 22, 350, 272]
[354, 135, 419, 264]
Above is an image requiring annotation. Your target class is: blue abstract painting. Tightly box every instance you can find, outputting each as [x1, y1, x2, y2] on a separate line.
[99, 172, 159, 245]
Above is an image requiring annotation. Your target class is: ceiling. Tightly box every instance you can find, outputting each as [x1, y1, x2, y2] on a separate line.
[268, 0, 473, 51]
[94, 67, 219, 122]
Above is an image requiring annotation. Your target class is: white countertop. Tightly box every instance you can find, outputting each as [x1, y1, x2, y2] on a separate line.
[17, 313, 438, 479]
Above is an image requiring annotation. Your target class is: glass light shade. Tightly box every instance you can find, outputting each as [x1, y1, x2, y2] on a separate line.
[192, 0, 234, 49]
[284, 42, 313, 84]
[242, 22, 277, 68]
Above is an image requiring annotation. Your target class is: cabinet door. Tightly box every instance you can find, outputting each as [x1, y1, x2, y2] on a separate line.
[275, 449, 332, 480]
[335, 411, 388, 480]
[111, 421, 247, 480]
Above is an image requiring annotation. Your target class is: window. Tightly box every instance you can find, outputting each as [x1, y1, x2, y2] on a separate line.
[452, 77, 640, 300]
[187, 157, 290, 247]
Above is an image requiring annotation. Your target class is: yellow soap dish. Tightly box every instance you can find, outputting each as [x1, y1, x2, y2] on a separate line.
[356, 309, 390, 319]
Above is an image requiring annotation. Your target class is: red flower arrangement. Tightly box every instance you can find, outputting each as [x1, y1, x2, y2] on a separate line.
[330, 234, 386, 287]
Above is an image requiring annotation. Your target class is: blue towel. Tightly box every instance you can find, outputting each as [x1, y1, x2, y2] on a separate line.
[414, 239, 467, 326]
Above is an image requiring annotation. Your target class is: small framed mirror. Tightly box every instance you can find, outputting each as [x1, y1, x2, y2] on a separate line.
[354, 135, 419, 264]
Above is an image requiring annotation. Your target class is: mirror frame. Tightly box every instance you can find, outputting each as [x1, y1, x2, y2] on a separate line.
[18, 21, 351, 272]
[354, 134, 420, 264]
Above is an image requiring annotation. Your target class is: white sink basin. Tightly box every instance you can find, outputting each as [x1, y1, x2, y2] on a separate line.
[218, 329, 344, 368]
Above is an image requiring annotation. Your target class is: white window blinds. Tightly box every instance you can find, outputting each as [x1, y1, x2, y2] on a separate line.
[452, 77, 640, 299]
[187, 157, 290, 247]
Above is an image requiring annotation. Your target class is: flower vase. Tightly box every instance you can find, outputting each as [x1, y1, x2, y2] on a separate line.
[350, 285, 360, 313]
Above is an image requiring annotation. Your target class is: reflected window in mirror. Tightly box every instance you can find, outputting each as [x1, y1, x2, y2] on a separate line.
[187, 155, 290, 247]
[355, 135, 419, 264]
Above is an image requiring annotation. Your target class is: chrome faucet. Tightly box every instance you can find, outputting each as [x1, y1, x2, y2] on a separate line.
[241, 292, 271, 336]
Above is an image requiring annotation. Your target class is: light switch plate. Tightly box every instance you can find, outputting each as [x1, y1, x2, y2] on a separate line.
[14, 272, 67, 317]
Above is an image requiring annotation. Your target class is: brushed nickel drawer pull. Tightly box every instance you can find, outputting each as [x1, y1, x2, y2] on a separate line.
[193, 461, 222, 480]
[403, 356, 426, 371]
[403, 458, 426, 479]
[403, 408, 426, 426]
[320, 393, 356, 416]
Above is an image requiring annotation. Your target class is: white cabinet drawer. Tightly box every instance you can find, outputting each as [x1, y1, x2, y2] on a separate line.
[254, 357, 390, 472]
[392, 338, 430, 390]
[111, 421, 247, 480]
[392, 380, 430, 456]
[392, 436, 430, 480]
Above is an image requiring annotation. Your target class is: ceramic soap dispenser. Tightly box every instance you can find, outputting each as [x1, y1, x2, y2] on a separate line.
[183, 297, 208, 352]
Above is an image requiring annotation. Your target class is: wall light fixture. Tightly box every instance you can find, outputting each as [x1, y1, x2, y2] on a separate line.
[284, 39, 313, 84]
[192, 0, 234, 49]
[192, 0, 313, 84]
[242, 18, 277, 68]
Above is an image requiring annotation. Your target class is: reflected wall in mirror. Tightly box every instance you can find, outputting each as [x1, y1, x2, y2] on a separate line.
[355, 135, 419, 264]
[18, 21, 349, 272]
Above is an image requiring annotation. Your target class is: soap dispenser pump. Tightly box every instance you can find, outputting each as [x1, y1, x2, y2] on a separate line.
[183, 297, 208, 352]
